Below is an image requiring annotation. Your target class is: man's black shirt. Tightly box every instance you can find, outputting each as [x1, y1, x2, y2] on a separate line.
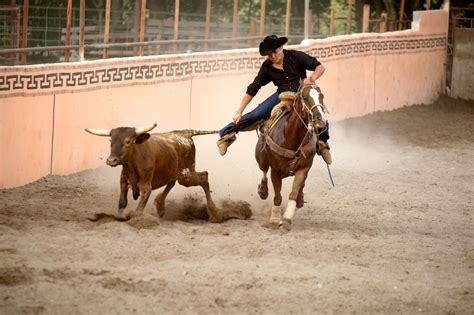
[246, 49, 321, 97]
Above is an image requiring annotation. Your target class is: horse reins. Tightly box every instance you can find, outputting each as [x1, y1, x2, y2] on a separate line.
[262, 84, 321, 174]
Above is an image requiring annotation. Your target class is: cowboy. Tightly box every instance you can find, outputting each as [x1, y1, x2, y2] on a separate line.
[216, 35, 332, 164]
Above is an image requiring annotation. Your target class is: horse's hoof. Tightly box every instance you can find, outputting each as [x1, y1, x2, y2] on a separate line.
[279, 218, 292, 233]
[257, 179, 269, 200]
[296, 192, 304, 208]
[132, 189, 140, 200]
[261, 221, 280, 230]
[269, 218, 280, 225]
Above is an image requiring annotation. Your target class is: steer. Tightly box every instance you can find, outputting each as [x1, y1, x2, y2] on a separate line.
[85, 123, 233, 222]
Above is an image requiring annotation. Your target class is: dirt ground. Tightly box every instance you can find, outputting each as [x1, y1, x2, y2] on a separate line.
[0, 95, 473, 314]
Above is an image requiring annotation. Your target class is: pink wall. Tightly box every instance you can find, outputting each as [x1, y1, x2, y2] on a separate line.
[51, 81, 192, 175]
[0, 9, 449, 189]
[0, 95, 54, 188]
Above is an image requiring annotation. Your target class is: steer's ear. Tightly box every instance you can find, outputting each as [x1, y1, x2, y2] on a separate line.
[135, 133, 151, 144]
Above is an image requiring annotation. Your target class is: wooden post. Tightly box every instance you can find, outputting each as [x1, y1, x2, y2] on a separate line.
[149, 0, 154, 13]
[138, 0, 147, 56]
[15, 7, 20, 64]
[398, 0, 406, 30]
[285, 0, 291, 37]
[379, 11, 387, 33]
[204, 0, 211, 51]
[21, 0, 28, 64]
[232, 0, 238, 49]
[329, 7, 335, 35]
[103, 0, 111, 59]
[173, 0, 179, 53]
[362, 4, 369, 33]
[346, 0, 353, 35]
[79, 0, 85, 61]
[304, 0, 309, 39]
[133, 0, 140, 54]
[249, 19, 256, 47]
[259, 0, 265, 36]
[308, 9, 313, 37]
[10, 0, 18, 63]
[64, 0, 72, 61]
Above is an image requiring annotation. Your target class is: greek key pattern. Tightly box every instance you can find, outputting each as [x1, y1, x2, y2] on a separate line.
[0, 35, 446, 97]
[307, 36, 446, 60]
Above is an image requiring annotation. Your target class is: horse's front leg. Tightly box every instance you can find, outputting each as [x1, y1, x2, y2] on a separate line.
[269, 169, 283, 225]
[256, 137, 270, 200]
[258, 171, 269, 200]
[280, 168, 310, 232]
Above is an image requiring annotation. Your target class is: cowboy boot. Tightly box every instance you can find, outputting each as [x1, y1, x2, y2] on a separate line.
[317, 140, 332, 165]
[216, 132, 237, 156]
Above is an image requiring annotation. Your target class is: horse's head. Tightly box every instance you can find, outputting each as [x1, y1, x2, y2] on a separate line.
[295, 82, 325, 133]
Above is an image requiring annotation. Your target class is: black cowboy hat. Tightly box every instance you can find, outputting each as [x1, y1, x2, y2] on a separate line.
[259, 35, 288, 56]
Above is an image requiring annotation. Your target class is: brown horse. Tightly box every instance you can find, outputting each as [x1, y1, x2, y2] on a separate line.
[255, 83, 326, 232]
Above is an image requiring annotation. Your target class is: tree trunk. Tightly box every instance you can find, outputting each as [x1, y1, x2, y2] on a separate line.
[383, 0, 397, 31]
[373, 0, 384, 18]
[354, 0, 365, 33]
[111, 0, 122, 26]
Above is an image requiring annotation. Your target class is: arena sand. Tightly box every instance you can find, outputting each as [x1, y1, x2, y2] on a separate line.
[0, 96, 473, 314]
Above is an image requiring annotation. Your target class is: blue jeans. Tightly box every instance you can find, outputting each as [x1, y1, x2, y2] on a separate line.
[219, 91, 330, 142]
[219, 92, 280, 138]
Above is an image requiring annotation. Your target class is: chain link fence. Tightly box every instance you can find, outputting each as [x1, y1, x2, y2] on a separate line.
[0, 4, 410, 65]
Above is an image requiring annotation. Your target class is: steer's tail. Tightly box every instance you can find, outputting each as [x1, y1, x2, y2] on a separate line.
[181, 130, 219, 137]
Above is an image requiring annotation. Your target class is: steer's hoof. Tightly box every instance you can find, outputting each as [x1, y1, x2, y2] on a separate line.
[132, 189, 140, 200]
[279, 218, 292, 233]
[296, 192, 304, 209]
[128, 211, 143, 219]
[87, 213, 101, 222]
[114, 213, 131, 221]
[156, 205, 165, 218]
[257, 179, 269, 200]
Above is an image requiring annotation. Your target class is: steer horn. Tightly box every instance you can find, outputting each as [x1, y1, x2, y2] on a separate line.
[135, 123, 157, 135]
[84, 128, 112, 137]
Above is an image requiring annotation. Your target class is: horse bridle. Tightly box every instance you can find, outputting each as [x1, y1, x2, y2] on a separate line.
[293, 83, 327, 137]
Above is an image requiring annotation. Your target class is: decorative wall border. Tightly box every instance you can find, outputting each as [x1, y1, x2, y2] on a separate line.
[0, 34, 446, 98]
[307, 35, 446, 61]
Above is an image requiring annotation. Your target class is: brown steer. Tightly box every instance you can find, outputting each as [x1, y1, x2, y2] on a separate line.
[85, 123, 240, 222]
